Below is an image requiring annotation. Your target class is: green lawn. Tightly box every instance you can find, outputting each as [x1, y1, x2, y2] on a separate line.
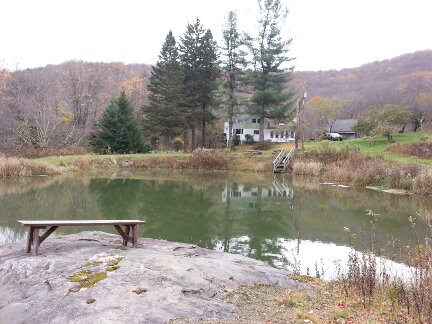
[305, 131, 432, 166]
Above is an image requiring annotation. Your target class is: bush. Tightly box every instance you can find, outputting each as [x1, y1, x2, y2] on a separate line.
[412, 168, 432, 195]
[233, 134, 241, 146]
[254, 140, 273, 151]
[172, 137, 183, 151]
[0, 156, 60, 177]
[386, 137, 432, 160]
[188, 148, 228, 170]
[142, 142, 153, 153]
[244, 134, 255, 145]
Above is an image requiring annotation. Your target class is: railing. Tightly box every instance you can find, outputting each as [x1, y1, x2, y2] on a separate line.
[273, 149, 286, 171]
[273, 147, 295, 173]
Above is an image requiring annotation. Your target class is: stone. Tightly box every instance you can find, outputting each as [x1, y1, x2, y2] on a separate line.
[0, 231, 306, 324]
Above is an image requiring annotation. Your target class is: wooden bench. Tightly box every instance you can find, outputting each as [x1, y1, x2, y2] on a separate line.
[17, 220, 146, 256]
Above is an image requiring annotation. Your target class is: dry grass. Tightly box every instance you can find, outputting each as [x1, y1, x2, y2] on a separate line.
[187, 149, 229, 170]
[292, 160, 323, 176]
[335, 214, 432, 323]
[0, 156, 60, 177]
[297, 144, 427, 193]
[386, 137, 432, 160]
[412, 167, 432, 195]
[253, 140, 273, 151]
[2, 145, 88, 158]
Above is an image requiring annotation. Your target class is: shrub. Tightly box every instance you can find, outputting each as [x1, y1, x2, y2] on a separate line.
[244, 134, 255, 145]
[172, 137, 183, 151]
[188, 148, 228, 170]
[0, 156, 60, 177]
[386, 137, 432, 159]
[412, 168, 432, 195]
[254, 140, 273, 151]
[142, 142, 153, 153]
[233, 134, 241, 146]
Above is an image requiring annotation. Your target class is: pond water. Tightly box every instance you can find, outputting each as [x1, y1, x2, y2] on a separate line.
[1, 170, 430, 279]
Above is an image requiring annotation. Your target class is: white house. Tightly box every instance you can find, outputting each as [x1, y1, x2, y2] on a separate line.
[224, 115, 296, 144]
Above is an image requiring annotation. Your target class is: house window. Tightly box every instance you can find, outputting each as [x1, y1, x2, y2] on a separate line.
[252, 118, 257, 123]
[275, 133, 279, 138]
[270, 132, 274, 138]
[257, 119, 260, 123]
[286, 131, 289, 138]
[235, 129, 243, 135]
[253, 130, 259, 135]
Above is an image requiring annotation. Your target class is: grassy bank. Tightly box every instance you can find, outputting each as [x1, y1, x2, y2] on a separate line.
[294, 132, 432, 195]
[306, 131, 432, 166]
[3, 132, 432, 195]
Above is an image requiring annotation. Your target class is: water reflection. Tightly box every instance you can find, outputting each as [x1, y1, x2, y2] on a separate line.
[0, 171, 430, 277]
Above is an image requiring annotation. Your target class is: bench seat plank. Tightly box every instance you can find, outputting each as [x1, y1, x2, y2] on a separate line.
[18, 220, 146, 226]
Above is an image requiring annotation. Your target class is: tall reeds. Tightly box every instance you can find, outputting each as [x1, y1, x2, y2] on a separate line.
[336, 212, 432, 322]
[0, 156, 60, 177]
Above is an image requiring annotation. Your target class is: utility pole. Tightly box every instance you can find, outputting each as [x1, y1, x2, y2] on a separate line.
[294, 90, 307, 150]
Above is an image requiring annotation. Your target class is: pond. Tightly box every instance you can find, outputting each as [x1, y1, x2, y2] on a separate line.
[1, 170, 430, 279]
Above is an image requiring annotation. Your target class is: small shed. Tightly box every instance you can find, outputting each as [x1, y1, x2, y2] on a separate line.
[332, 119, 358, 140]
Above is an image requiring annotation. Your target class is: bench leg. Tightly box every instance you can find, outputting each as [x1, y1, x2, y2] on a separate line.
[33, 227, 40, 256]
[26, 227, 34, 253]
[132, 225, 138, 248]
[124, 225, 130, 246]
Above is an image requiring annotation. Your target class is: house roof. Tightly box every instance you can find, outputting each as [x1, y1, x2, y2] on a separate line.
[332, 119, 358, 133]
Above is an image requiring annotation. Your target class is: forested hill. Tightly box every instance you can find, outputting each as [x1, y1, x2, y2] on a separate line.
[1, 50, 431, 148]
[292, 50, 432, 117]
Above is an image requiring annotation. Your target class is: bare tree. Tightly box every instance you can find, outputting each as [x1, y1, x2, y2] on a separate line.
[62, 61, 103, 128]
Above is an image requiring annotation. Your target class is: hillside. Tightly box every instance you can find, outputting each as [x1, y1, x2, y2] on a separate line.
[0, 50, 431, 150]
[292, 50, 432, 117]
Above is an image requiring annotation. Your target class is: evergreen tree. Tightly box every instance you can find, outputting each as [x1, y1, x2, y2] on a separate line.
[221, 11, 247, 148]
[92, 91, 143, 153]
[246, 0, 296, 142]
[179, 18, 219, 149]
[143, 31, 186, 149]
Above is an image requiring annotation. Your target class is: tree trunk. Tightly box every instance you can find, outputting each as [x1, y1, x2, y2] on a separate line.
[191, 124, 196, 151]
[183, 129, 188, 153]
[164, 134, 171, 149]
[202, 118, 206, 148]
[228, 116, 233, 149]
[386, 133, 393, 143]
[259, 105, 265, 142]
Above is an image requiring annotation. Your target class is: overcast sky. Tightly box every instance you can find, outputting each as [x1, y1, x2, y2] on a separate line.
[1, 0, 431, 71]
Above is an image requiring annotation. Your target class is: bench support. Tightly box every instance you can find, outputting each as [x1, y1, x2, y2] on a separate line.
[25, 223, 141, 256]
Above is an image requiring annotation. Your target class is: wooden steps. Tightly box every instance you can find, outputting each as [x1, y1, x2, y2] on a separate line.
[273, 148, 295, 173]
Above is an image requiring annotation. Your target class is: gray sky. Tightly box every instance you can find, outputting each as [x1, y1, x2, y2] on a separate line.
[1, 0, 431, 71]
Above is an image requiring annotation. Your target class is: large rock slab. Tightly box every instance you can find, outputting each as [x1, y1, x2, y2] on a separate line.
[0, 231, 305, 324]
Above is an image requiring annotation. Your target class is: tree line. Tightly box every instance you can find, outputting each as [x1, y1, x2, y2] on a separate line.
[0, 0, 296, 155]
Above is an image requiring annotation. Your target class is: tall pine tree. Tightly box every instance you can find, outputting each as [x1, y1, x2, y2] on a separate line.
[92, 91, 143, 153]
[246, 0, 296, 142]
[143, 31, 185, 149]
[221, 11, 247, 148]
[179, 18, 219, 149]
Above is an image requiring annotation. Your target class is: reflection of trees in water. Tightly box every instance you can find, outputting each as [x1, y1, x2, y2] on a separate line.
[1, 171, 428, 268]
[89, 178, 145, 219]
[290, 176, 432, 261]
[0, 176, 64, 197]
[0, 176, 100, 240]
